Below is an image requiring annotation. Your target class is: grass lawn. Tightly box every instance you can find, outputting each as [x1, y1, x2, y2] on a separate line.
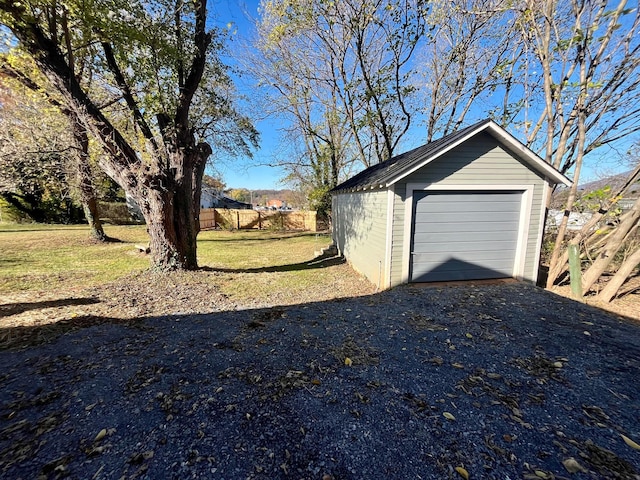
[0, 223, 374, 317]
[0, 223, 375, 349]
[0, 224, 150, 292]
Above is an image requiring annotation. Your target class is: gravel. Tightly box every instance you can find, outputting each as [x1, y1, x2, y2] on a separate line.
[1, 282, 639, 479]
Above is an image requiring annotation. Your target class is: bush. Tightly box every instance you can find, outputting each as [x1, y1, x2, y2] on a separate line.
[98, 202, 142, 225]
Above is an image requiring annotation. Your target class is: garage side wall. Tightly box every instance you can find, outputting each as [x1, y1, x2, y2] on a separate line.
[332, 189, 389, 288]
[390, 132, 547, 286]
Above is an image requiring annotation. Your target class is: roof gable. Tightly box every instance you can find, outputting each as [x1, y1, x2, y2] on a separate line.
[331, 120, 572, 193]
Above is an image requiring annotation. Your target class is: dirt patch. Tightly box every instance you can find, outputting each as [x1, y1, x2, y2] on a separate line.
[0, 262, 376, 350]
[551, 284, 640, 321]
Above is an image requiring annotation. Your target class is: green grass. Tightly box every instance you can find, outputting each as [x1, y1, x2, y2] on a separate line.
[191, 229, 336, 301]
[0, 224, 150, 292]
[197, 230, 330, 269]
[0, 224, 335, 297]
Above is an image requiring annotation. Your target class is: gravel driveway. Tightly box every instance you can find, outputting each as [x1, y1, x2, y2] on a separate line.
[1, 282, 639, 479]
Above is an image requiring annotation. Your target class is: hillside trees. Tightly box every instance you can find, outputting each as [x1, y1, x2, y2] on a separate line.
[0, 0, 257, 269]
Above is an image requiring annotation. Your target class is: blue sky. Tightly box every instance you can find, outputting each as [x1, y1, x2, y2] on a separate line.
[209, 0, 288, 191]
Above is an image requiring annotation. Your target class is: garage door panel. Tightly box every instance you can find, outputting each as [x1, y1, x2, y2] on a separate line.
[412, 249, 517, 263]
[413, 222, 520, 234]
[410, 190, 522, 282]
[415, 200, 521, 214]
[414, 226, 518, 247]
[413, 240, 517, 254]
[413, 211, 520, 223]
[415, 191, 521, 203]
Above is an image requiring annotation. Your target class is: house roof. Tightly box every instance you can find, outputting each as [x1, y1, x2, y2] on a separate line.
[331, 119, 573, 193]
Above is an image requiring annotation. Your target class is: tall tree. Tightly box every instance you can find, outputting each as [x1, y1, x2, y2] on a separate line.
[253, 0, 426, 199]
[1, 0, 256, 269]
[419, 0, 524, 140]
[511, 0, 640, 287]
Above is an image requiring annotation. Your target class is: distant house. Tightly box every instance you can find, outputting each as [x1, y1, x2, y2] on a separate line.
[201, 187, 252, 210]
[547, 210, 593, 231]
[576, 171, 639, 214]
[618, 198, 637, 212]
[330, 119, 572, 288]
[266, 199, 284, 209]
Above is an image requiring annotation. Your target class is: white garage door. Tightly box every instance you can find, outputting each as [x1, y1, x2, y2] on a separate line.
[410, 190, 522, 282]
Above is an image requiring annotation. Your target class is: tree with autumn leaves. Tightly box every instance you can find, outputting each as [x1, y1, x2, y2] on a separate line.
[1, 0, 257, 269]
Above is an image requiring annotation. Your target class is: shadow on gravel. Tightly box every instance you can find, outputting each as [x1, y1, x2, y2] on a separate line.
[0, 297, 101, 318]
[1, 283, 639, 479]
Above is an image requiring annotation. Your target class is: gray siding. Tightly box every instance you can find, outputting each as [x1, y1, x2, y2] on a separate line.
[333, 189, 388, 288]
[390, 132, 546, 286]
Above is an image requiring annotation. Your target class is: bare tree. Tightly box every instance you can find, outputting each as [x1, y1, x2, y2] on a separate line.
[253, 0, 426, 194]
[420, 0, 524, 140]
[512, 0, 640, 288]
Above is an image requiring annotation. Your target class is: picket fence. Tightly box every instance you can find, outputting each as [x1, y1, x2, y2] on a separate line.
[200, 208, 317, 232]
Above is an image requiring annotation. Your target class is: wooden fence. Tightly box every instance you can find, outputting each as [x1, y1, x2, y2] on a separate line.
[200, 208, 317, 232]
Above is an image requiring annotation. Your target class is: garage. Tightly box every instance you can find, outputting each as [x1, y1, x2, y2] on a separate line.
[410, 190, 523, 282]
[330, 119, 572, 288]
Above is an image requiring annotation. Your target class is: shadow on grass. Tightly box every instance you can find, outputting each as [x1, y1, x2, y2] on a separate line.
[197, 231, 327, 243]
[0, 298, 101, 318]
[201, 253, 345, 274]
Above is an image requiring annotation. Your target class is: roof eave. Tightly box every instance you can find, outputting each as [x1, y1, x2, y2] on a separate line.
[382, 120, 573, 188]
[383, 121, 493, 187]
[488, 124, 573, 187]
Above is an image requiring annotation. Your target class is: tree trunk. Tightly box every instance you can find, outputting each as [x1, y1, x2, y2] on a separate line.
[596, 246, 640, 303]
[134, 141, 209, 270]
[581, 197, 640, 295]
[71, 113, 106, 241]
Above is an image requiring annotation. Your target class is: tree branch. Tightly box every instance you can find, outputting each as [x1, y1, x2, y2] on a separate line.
[101, 42, 159, 151]
[175, 0, 212, 129]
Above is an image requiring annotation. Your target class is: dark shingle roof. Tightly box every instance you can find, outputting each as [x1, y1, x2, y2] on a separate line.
[330, 119, 572, 193]
[331, 120, 493, 193]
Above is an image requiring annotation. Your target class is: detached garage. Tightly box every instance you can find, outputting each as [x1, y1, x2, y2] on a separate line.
[330, 119, 572, 288]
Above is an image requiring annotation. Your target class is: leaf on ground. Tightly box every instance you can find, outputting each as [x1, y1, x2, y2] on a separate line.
[94, 428, 107, 442]
[621, 434, 640, 450]
[562, 457, 587, 473]
[344, 357, 353, 366]
[443, 412, 456, 421]
[455, 466, 469, 479]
